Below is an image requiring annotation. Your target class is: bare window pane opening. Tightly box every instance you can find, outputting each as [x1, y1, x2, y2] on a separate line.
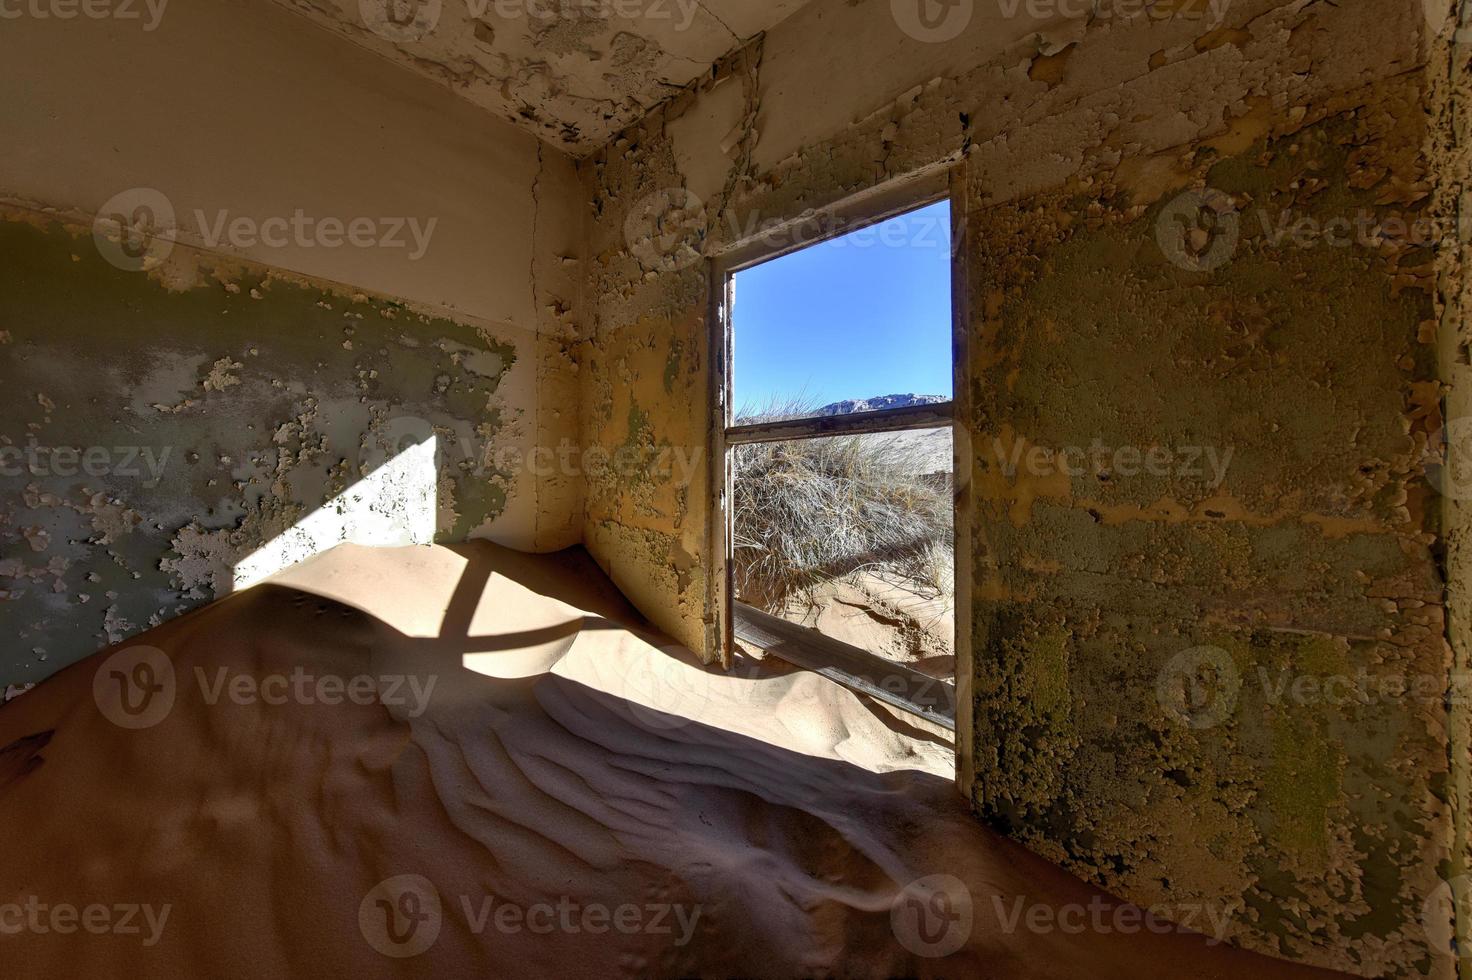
[720, 197, 957, 727]
[732, 427, 955, 685]
[731, 200, 954, 426]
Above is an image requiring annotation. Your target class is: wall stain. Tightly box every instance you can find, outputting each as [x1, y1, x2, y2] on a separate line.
[578, 1, 1446, 974]
[0, 215, 519, 684]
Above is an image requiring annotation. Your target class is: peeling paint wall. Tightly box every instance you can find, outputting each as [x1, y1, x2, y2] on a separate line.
[1429, 7, 1472, 978]
[265, 0, 816, 155]
[969, 102, 1443, 977]
[1, 0, 584, 681]
[579, 0, 1446, 973]
[0, 213, 522, 682]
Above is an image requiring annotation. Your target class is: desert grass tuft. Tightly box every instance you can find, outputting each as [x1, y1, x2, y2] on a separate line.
[732, 399, 953, 611]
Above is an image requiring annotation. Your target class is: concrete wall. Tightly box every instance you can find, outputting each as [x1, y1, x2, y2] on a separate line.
[1430, 9, 1472, 977]
[0, 0, 584, 685]
[578, 0, 1448, 974]
[969, 98, 1442, 978]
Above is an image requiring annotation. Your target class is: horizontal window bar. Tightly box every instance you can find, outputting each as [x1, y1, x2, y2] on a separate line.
[725, 402, 954, 446]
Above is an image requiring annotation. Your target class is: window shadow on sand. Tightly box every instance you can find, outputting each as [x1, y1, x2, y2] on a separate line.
[0, 544, 1350, 979]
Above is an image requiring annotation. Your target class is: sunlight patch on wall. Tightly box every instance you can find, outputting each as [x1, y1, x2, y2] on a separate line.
[233, 436, 439, 590]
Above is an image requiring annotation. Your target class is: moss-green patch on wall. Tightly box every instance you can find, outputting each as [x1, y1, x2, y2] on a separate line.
[968, 106, 1445, 974]
[0, 216, 520, 685]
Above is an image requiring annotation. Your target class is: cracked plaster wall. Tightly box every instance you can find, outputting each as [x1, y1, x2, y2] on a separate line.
[579, 0, 1454, 974]
[267, 0, 815, 155]
[1431, 5, 1472, 978]
[0, 0, 584, 685]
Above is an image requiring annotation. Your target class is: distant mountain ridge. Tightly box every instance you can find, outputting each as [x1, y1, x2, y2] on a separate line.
[816, 394, 948, 417]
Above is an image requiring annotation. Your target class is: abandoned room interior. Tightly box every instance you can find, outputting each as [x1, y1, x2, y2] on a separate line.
[4, 0, 1472, 976]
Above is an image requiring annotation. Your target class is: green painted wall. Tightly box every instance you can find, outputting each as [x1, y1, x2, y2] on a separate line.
[0, 216, 520, 687]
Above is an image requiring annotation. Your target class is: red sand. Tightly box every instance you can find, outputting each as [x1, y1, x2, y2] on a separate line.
[0, 542, 1347, 978]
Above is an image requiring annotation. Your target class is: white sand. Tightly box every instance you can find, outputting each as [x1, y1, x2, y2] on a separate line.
[0, 542, 1344, 977]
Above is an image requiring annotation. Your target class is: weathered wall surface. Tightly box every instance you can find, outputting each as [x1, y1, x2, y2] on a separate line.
[971, 100, 1443, 978]
[265, 0, 815, 155]
[580, 89, 730, 651]
[0, 212, 523, 685]
[0, 0, 584, 686]
[1429, 8, 1472, 978]
[0, 0, 585, 556]
[580, 0, 1446, 973]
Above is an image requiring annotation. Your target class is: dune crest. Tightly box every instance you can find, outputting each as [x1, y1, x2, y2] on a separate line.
[0, 543, 1343, 977]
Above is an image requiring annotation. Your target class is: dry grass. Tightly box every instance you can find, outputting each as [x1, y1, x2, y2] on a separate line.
[731, 401, 954, 611]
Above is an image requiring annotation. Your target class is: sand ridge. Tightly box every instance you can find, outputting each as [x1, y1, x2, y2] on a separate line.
[0, 542, 1347, 977]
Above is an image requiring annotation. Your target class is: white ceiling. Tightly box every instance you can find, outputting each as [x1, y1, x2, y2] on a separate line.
[271, 0, 816, 156]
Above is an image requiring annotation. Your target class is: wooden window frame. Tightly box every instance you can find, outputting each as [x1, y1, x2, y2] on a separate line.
[705, 165, 973, 780]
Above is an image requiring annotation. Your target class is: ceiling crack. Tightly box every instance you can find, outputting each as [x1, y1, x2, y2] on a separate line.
[695, 2, 742, 46]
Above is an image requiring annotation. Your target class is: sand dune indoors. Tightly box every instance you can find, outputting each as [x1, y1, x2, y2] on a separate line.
[0, 543, 1343, 978]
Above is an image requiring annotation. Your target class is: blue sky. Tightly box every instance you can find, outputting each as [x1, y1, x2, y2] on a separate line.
[732, 200, 953, 413]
